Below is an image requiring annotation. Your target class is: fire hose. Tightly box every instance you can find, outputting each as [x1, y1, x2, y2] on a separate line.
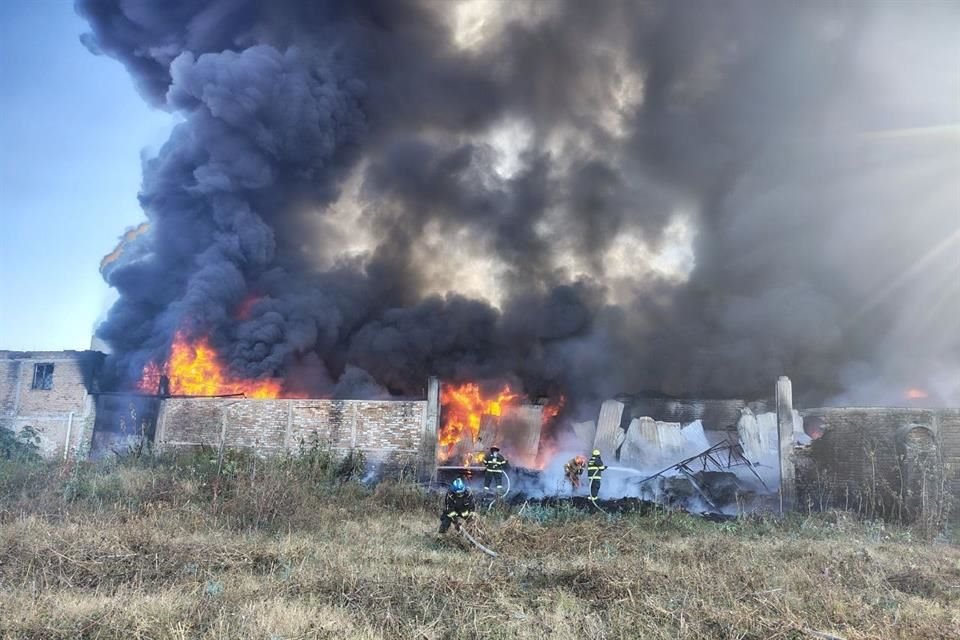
[481, 471, 512, 512]
[498, 470, 512, 498]
[588, 497, 610, 516]
[490, 470, 512, 499]
[458, 524, 499, 558]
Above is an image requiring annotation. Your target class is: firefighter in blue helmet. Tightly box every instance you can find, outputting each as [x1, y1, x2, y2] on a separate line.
[439, 477, 475, 534]
[482, 446, 508, 492]
[587, 449, 606, 501]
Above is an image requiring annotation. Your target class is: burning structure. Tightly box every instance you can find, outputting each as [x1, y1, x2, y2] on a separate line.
[4, 352, 958, 523]
[6, 2, 958, 523]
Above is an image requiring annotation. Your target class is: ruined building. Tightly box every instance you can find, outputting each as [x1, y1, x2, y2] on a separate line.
[2, 350, 958, 523]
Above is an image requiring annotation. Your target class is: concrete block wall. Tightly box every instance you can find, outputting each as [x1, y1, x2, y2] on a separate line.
[0, 351, 97, 459]
[157, 397, 434, 472]
[798, 407, 960, 522]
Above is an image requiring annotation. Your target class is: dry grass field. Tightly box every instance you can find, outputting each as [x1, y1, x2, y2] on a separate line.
[0, 447, 958, 640]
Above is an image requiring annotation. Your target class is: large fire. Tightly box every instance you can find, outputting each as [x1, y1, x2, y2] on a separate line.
[439, 382, 520, 456]
[438, 382, 566, 466]
[906, 388, 929, 400]
[137, 331, 283, 398]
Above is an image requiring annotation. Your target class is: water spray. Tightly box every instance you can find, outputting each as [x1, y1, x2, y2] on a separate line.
[605, 466, 644, 476]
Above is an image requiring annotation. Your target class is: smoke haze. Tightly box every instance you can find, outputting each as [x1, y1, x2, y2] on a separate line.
[78, 0, 960, 409]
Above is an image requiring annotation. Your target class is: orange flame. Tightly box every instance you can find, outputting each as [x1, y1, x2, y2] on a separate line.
[439, 382, 520, 462]
[137, 330, 282, 398]
[542, 395, 566, 425]
[100, 222, 150, 273]
[906, 388, 929, 400]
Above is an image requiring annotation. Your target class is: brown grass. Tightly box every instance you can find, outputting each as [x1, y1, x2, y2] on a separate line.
[0, 454, 958, 639]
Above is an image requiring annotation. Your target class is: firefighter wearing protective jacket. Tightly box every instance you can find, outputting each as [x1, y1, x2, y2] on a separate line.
[439, 478, 475, 534]
[564, 455, 586, 489]
[587, 449, 606, 501]
[482, 446, 508, 492]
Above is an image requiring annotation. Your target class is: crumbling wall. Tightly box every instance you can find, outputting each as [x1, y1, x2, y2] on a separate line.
[156, 397, 434, 473]
[593, 399, 625, 460]
[500, 405, 543, 468]
[621, 397, 764, 431]
[619, 418, 684, 468]
[797, 407, 960, 523]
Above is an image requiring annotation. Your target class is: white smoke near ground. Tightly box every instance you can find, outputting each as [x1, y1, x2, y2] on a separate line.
[514, 416, 779, 515]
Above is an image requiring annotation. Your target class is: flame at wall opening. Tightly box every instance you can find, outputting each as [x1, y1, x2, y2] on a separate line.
[438, 382, 520, 463]
[438, 381, 566, 467]
[137, 330, 285, 398]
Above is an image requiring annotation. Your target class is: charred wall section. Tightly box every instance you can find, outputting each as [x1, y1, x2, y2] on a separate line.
[156, 397, 438, 476]
[797, 407, 960, 523]
[91, 394, 161, 456]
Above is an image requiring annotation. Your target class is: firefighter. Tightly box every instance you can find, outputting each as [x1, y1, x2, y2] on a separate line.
[587, 449, 606, 501]
[438, 478, 475, 534]
[482, 446, 508, 492]
[564, 455, 586, 489]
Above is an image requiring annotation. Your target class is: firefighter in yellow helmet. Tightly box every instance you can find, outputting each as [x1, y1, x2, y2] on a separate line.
[587, 449, 606, 501]
[482, 446, 508, 493]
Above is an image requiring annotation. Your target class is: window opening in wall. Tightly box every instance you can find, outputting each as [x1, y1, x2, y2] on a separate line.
[32, 363, 54, 390]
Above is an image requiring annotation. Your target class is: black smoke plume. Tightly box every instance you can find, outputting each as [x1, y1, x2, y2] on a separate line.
[79, 0, 960, 408]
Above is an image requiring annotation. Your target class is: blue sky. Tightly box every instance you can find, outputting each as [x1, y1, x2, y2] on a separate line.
[0, 0, 172, 351]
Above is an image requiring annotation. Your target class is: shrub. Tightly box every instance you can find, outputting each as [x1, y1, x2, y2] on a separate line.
[0, 425, 42, 461]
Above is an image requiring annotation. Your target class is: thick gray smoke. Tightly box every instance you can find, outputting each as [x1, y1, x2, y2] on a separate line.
[80, 0, 960, 408]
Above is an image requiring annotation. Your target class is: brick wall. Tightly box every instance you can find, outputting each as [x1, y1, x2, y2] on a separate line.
[0, 351, 97, 458]
[797, 407, 960, 522]
[157, 397, 434, 473]
[0, 359, 21, 416]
